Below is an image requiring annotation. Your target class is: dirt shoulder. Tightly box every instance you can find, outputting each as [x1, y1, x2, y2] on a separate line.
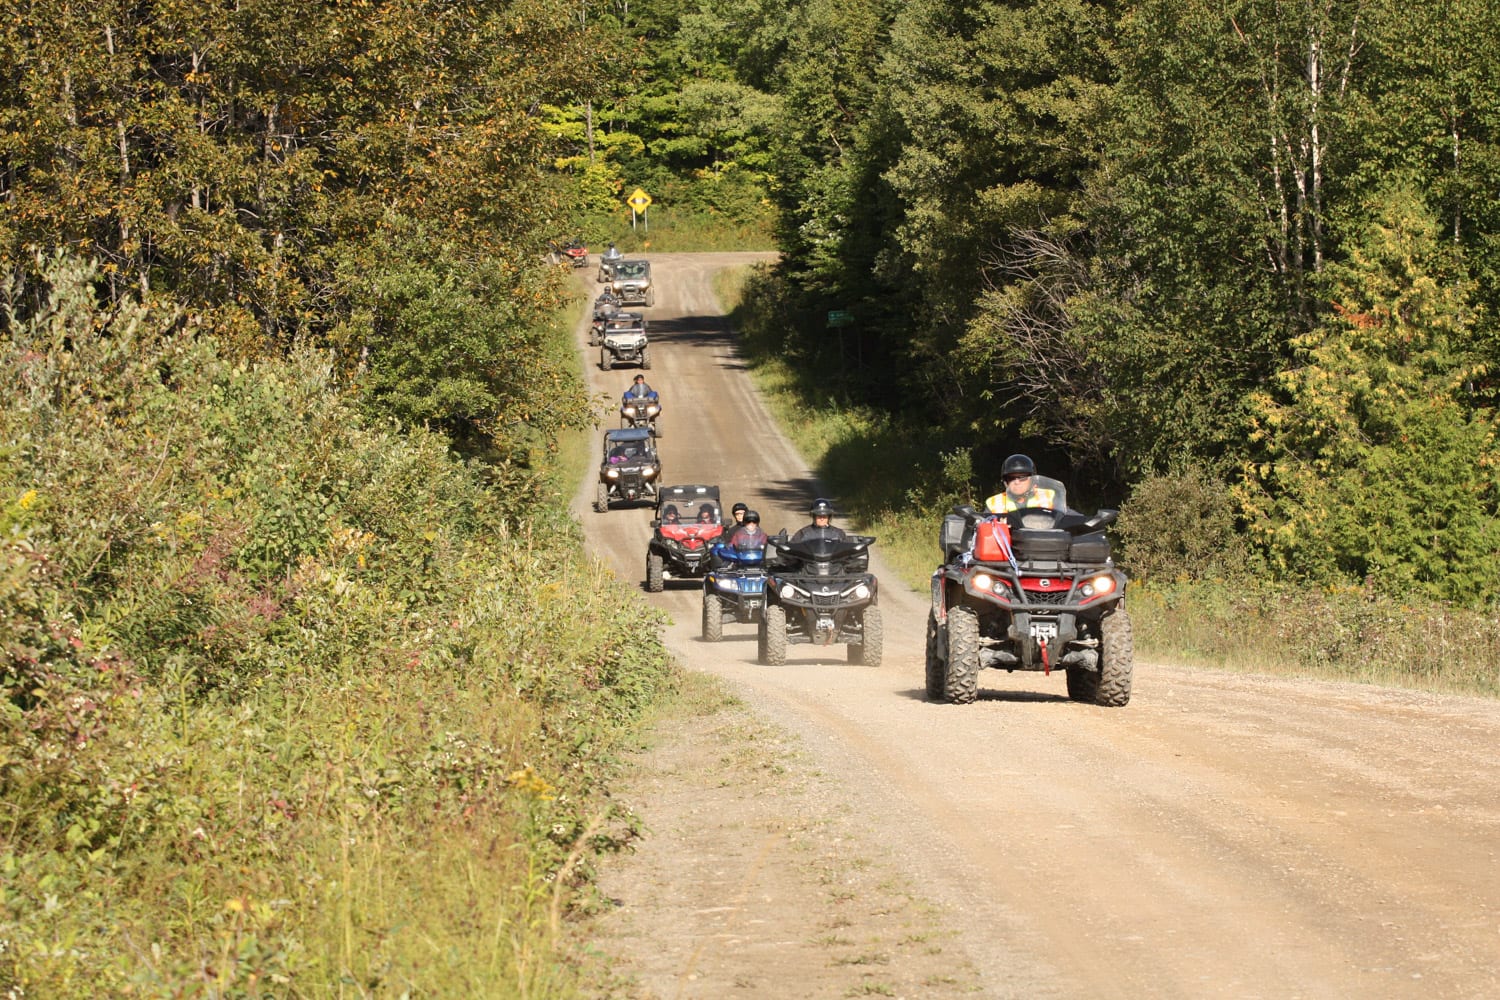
[576, 673, 986, 999]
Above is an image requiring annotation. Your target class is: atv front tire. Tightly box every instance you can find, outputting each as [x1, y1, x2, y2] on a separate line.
[594, 482, 609, 513]
[924, 610, 945, 701]
[645, 288, 656, 307]
[646, 552, 665, 593]
[641, 347, 652, 370]
[848, 606, 883, 666]
[1094, 608, 1134, 707]
[943, 605, 980, 704]
[1065, 665, 1099, 703]
[760, 605, 787, 665]
[702, 593, 724, 641]
[600, 350, 612, 371]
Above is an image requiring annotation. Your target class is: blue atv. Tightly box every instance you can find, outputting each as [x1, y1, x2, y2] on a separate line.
[702, 542, 768, 641]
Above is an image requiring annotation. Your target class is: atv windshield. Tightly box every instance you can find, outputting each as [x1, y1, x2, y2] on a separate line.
[614, 261, 649, 279]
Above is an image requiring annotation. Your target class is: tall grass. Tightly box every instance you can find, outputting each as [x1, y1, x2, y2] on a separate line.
[579, 204, 776, 254]
[718, 263, 1500, 699]
[1, 258, 673, 996]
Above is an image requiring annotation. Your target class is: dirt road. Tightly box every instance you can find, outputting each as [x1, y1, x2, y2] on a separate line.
[571, 253, 1500, 999]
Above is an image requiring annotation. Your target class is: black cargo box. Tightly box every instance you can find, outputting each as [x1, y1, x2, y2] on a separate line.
[1012, 528, 1072, 562]
[1069, 531, 1111, 563]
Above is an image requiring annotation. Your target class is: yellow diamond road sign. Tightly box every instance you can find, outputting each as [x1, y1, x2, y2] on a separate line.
[627, 188, 652, 211]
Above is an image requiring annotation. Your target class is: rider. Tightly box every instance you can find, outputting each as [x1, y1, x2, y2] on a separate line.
[600, 242, 624, 279]
[608, 441, 641, 464]
[790, 498, 846, 543]
[696, 503, 717, 524]
[594, 287, 621, 316]
[661, 504, 681, 525]
[728, 502, 748, 528]
[622, 373, 659, 403]
[726, 509, 766, 549]
[983, 454, 1061, 513]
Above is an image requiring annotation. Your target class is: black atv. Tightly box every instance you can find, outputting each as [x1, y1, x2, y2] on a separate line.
[645, 485, 723, 592]
[594, 427, 661, 512]
[927, 502, 1131, 706]
[757, 531, 882, 666]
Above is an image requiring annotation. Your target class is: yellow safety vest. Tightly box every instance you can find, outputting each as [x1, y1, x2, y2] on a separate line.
[984, 487, 1058, 514]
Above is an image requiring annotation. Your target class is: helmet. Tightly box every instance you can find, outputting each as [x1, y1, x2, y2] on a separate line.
[731, 502, 748, 516]
[743, 510, 761, 524]
[1001, 454, 1036, 480]
[809, 498, 835, 518]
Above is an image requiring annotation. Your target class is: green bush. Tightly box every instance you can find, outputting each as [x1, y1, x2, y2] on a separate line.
[1117, 464, 1253, 582]
[1, 257, 673, 997]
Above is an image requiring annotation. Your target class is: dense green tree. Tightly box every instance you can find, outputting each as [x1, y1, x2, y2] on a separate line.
[1, 0, 600, 444]
[1350, 2, 1500, 387]
[1238, 186, 1500, 602]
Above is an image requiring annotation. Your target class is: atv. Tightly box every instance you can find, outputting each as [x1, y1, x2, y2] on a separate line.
[589, 293, 622, 346]
[620, 393, 662, 436]
[609, 259, 655, 307]
[927, 498, 1131, 706]
[702, 539, 768, 641]
[598, 245, 625, 283]
[594, 427, 661, 512]
[599, 312, 650, 370]
[550, 238, 589, 268]
[757, 531, 882, 666]
[645, 485, 723, 592]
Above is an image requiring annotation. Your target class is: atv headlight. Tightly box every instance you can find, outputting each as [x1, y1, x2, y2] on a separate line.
[717, 577, 740, 593]
[623, 405, 638, 417]
[841, 583, 872, 601]
[1080, 574, 1116, 598]
[606, 468, 620, 480]
[641, 465, 658, 479]
[646, 404, 660, 416]
[779, 583, 804, 601]
[971, 572, 994, 592]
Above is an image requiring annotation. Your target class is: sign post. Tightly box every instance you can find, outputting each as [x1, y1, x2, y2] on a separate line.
[627, 188, 653, 232]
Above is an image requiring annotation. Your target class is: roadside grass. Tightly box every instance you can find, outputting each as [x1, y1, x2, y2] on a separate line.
[1, 259, 674, 996]
[715, 263, 1500, 700]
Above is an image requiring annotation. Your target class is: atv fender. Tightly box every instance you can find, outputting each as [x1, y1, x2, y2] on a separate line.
[929, 572, 949, 623]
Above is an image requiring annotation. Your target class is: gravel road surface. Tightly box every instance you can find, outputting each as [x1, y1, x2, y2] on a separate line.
[571, 252, 1500, 1000]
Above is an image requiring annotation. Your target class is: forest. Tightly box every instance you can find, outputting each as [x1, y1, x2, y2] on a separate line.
[2, 0, 1498, 993]
[611, 0, 1500, 607]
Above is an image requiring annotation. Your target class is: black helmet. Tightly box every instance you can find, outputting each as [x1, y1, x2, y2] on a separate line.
[633, 373, 645, 382]
[731, 502, 748, 515]
[743, 510, 761, 524]
[1001, 454, 1036, 480]
[809, 498, 835, 518]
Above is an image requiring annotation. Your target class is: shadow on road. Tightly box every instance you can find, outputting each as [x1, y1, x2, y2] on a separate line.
[892, 687, 1072, 705]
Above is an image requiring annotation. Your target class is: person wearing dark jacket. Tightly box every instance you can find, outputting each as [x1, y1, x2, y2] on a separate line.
[725, 510, 767, 548]
[790, 498, 846, 543]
